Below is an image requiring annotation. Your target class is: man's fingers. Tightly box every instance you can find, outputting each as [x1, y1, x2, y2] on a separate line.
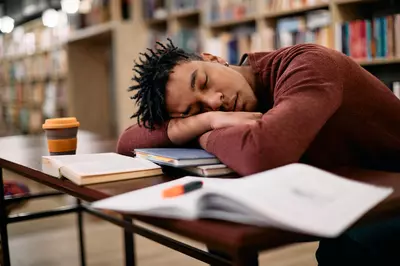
[247, 112, 263, 119]
[244, 120, 258, 126]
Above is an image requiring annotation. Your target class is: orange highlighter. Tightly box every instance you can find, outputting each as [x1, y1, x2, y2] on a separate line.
[162, 181, 203, 198]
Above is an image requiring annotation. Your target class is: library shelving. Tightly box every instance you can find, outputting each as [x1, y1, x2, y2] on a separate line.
[1, 0, 399, 138]
[139, 0, 400, 111]
[0, 18, 69, 135]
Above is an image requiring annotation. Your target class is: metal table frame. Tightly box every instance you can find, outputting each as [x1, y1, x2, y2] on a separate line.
[0, 167, 232, 266]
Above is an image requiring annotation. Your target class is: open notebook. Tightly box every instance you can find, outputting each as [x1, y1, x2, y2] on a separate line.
[92, 163, 393, 238]
[42, 153, 163, 185]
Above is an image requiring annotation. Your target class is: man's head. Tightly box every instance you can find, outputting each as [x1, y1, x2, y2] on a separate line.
[130, 39, 257, 129]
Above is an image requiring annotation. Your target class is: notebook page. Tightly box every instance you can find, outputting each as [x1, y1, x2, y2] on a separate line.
[92, 176, 227, 219]
[208, 163, 393, 237]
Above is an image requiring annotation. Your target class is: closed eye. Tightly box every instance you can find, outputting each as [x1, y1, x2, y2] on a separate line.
[202, 74, 208, 90]
[182, 106, 191, 117]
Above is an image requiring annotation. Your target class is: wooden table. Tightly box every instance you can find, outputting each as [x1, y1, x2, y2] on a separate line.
[1, 131, 400, 266]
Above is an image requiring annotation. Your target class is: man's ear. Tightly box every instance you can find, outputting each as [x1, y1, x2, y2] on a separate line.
[201, 52, 228, 65]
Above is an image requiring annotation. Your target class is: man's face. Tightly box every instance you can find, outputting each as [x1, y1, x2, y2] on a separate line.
[165, 54, 258, 118]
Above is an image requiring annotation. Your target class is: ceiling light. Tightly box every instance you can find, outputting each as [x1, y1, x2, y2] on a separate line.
[42, 9, 59, 28]
[0, 16, 14, 33]
[61, 0, 80, 14]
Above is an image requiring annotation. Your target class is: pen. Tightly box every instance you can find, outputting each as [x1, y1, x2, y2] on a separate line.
[162, 181, 203, 198]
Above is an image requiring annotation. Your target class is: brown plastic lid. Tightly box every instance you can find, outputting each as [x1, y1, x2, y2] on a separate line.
[42, 117, 80, 130]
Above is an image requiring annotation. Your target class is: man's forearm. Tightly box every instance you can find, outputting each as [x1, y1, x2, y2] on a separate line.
[167, 113, 212, 145]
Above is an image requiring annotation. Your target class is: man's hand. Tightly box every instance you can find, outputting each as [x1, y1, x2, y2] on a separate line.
[208, 111, 263, 129]
[167, 112, 212, 145]
[167, 111, 263, 145]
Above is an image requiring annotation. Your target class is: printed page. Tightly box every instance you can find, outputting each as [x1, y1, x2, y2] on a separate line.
[208, 163, 393, 237]
[92, 176, 228, 219]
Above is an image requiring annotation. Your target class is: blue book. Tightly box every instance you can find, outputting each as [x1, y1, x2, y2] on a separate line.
[133, 148, 220, 167]
[381, 17, 388, 58]
[373, 17, 381, 58]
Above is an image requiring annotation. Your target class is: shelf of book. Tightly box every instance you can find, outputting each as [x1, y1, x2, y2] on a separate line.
[263, 3, 330, 18]
[128, 0, 400, 136]
[145, 18, 168, 26]
[0, 0, 139, 137]
[334, 0, 375, 5]
[0, 17, 70, 136]
[3, 0, 399, 138]
[357, 57, 400, 66]
[207, 16, 257, 29]
[170, 9, 201, 19]
[68, 21, 117, 43]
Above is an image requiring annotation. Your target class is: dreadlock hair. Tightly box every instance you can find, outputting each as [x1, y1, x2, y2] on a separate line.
[129, 38, 203, 130]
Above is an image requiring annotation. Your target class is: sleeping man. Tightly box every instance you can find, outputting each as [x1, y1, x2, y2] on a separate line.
[117, 39, 400, 266]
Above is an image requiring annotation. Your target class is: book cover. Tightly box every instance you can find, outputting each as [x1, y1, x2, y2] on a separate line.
[134, 148, 216, 160]
[42, 152, 163, 185]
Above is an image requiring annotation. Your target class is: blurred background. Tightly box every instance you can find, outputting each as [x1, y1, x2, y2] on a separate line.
[0, 0, 399, 140]
[0, 1, 400, 265]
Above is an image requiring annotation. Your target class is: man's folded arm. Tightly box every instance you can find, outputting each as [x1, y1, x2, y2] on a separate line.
[116, 112, 213, 156]
[116, 121, 175, 156]
[204, 51, 344, 176]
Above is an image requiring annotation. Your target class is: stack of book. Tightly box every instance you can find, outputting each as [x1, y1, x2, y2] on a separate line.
[134, 148, 235, 177]
[336, 14, 400, 61]
[41, 148, 234, 186]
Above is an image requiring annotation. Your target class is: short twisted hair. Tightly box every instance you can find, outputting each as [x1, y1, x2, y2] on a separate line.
[129, 38, 202, 130]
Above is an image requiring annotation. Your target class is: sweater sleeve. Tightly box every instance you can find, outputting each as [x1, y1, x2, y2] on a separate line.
[204, 50, 343, 176]
[116, 121, 174, 156]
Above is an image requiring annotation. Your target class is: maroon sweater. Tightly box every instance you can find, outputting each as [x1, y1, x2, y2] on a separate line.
[117, 44, 400, 175]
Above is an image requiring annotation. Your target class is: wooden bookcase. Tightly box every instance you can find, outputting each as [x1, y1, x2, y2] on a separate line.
[0, 19, 69, 136]
[1, 0, 399, 138]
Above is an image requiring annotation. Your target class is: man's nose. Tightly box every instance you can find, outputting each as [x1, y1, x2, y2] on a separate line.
[202, 92, 224, 111]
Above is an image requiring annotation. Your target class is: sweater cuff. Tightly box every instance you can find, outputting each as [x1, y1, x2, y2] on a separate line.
[205, 129, 220, 154]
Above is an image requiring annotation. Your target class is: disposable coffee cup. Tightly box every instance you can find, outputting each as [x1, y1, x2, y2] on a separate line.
[42, 117, 80, 156]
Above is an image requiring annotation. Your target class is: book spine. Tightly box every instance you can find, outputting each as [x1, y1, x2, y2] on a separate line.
[393, 81, 400, 99]
[366, 19, 372, 60]
[395, 14, 400, 57]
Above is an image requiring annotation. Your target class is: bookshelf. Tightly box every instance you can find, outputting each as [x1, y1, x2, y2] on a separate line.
[0, 0, 138, 137]
[0, 18, 69, 135]
[1, 0, 399, 137]
[139, 0, 400, 105]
